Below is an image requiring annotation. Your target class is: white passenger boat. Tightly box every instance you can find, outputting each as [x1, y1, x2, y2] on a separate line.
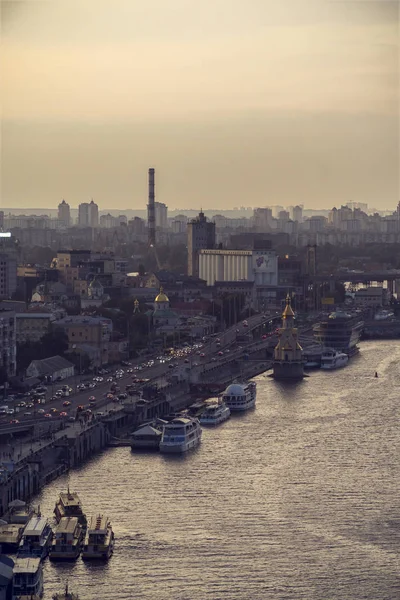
[159, 417, 202, 454]
[12, 557, 43, 599]
[221, 381, 256, 412]
[199, 401, 230, 426]
[82, 515, 114, 560]
[321, 349, 349, 370]
[49, 517, 84, 560]
[17, 516, 53, 560]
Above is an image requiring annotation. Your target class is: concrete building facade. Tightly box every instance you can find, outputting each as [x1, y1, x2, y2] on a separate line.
[187, 212, 216, 277]
[0, 309, 16, 379]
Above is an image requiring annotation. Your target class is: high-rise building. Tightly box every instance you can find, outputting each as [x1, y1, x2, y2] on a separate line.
[253, 208, 273, 231]
[100, 214, 116, 228]
[291, 205, 303, 223]
[0, 308, 16, 378]
[78, 202, 90, 227]
[57, 199, 70, 226]
[187, 211, 216, 277]
[89, 200, 99, 227]
[155, 202, 168, 230]
[0, 254, 17, 299]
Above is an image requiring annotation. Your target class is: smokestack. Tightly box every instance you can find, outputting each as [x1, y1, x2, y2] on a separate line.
[147, 167, 156, 246]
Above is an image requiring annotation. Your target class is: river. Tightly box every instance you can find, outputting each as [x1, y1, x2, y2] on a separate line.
[33, 340, 400, 599]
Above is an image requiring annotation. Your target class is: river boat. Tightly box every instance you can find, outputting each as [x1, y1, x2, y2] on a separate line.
[159, 417, 202, 454]
[313, 311, 364, 357]
[321, 348, 349, 370]
[54, 490, 87, 532]
[4, 499, 37, 525]
[199, 401, 231, 426]
[82, 515, 114, 560]
[17, 516, 53, 559]
[220, 381, 256, 412]
[130, 423, 163, 451]
[52, 583, 79, 600]
[0, 522, 25, 552]
[49, 517, 83, 561]
[12, 557, 43, 599]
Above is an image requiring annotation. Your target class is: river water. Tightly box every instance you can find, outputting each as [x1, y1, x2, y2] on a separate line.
[34, 340, 400, 600]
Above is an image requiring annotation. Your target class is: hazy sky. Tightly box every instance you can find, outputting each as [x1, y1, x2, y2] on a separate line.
[1, 0, 399, 211]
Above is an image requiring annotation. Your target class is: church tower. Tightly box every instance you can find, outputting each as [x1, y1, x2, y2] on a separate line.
[273, 295, 304, 380]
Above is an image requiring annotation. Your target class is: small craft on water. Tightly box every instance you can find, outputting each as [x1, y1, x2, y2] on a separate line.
[50, 517, 84, 561]
[54, 489, 87, 532]
[82, 515, 114, 560]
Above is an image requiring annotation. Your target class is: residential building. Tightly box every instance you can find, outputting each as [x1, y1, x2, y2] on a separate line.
[57, 200, 70, 227]
[253, 208, 273, 231]
[0, 309, 16, 379]
[15, 313, 57, 343]
[26, 355, 74, 380]
[78, 203, 90, 227]
[187, 211, 216, 277]
[0, 211, 4, 230]
[89, 200, 99, 227]
[155, 202, 168, 230]
[0, 254, 17, 299]
[100, 214, 116, 228]
[57, 316, 112, 366]
[291, 205, 303, 223]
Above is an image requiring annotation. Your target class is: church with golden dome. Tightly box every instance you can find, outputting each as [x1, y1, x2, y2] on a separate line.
[273, 295, 304, 380]
[152, 287, 179, 329]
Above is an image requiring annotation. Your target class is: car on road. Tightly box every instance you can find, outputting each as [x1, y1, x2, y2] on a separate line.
[107, 377, 113, 383]
[63, 400, 71, 407]
[60, 411, 68, 417]
[50, 408, 58, 414]
[44, 413, 52, 418]
[68, 417, 75, 422]
[10, 419, 19, 424]
[38, 409, 45, 414]
[24, 412, 32, 416]
[89, 396, 96, 401]
[218, 351, 224, 356]
[89, 401, 96, 407]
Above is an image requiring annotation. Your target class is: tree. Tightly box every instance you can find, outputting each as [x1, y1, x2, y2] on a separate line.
[41, 327, 69, 357]
[138, 263, 146, 276]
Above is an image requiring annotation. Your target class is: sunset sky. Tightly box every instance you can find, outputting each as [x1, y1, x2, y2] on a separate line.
[1, 0, 398, 211]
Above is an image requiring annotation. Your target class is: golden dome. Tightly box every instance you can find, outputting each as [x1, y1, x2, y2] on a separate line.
[155, 286, 169, 303]
[282, 295, 294, 318]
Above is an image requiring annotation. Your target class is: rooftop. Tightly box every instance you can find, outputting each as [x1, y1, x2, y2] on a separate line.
[28, 355, 74, 376]
[24, 516, 48, 536]
[88, 515, 109, 534]
[59, 491, 82, 507]
[56, 517, 79, 534]
[13, 558, 41, 574]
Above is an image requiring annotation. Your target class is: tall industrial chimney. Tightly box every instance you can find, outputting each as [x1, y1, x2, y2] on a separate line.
[147, 167, 156, 246]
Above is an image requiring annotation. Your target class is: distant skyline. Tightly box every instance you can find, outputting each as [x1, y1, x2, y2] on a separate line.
[1, 0, 399, 210]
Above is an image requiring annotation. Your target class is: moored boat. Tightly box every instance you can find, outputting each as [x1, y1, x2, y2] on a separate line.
[4, 499, 37, 525]
[199, 401, 230, 426]
[221, 381, 256, 412]
[0, 522, 25, 552]
[12, 557, 43, 599]
[49, 517, 83, 561]
[159, 417, 202, 454]
[321, 348, 349, 370]
[17, 516, 53, 560]
[82, 515, 114, 560]
[54, 490, 87, 532]
[130, 423, 163, 451]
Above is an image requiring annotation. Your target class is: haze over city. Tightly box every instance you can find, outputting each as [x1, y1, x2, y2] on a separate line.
[1, 0, 399, 210]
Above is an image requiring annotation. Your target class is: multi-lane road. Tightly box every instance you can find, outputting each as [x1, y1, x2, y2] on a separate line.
[0, 311, 279, 433]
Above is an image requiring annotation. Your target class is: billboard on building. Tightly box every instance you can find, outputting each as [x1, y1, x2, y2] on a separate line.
[252, 252, 276, 273]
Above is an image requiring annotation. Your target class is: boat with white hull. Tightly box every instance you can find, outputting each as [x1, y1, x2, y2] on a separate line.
[159, 417, 202, 454]
[199, 402, 230, 426]
[220, 382, 256, 412]
[50, 517, 83, 560]
[321, 349, 349, 370]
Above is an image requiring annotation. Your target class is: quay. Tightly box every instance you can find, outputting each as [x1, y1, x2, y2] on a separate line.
[0, 314, 276, 516]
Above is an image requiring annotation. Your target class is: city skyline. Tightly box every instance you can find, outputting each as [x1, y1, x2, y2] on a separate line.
[1, 0, 398, 210]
